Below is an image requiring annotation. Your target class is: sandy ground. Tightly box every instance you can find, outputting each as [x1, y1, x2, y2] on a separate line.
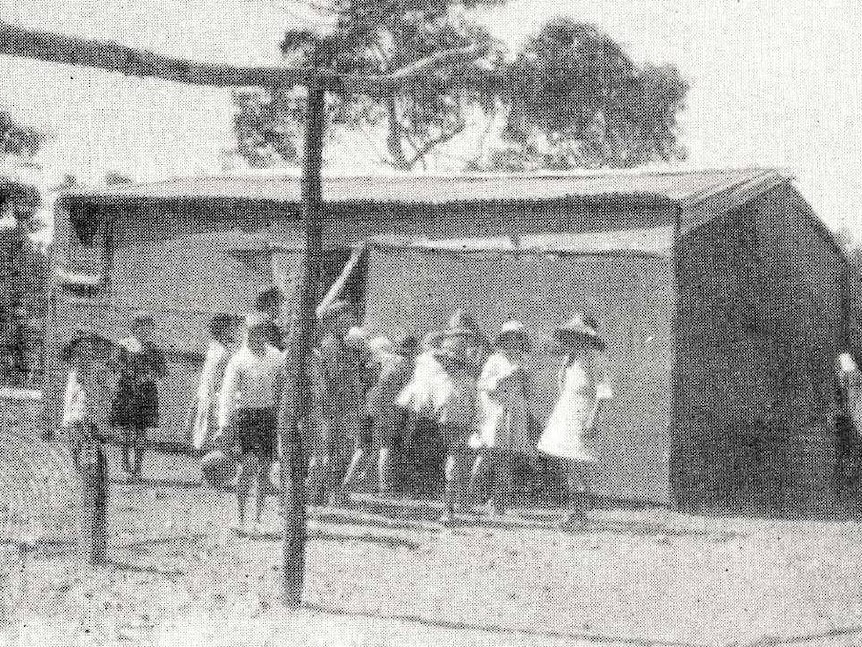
[3, 449, 862, 647]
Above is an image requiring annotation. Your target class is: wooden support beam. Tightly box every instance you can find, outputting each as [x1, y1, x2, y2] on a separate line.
[280, 74, 325, 609]
[0, 21, 484, 93]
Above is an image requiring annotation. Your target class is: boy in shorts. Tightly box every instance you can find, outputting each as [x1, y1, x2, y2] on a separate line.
[218, 313, 285, 536]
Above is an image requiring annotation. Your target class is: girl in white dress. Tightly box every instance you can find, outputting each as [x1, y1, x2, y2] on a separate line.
[190, 314, 239, 451]
[469, 320, 534, 515]
[537, 313, 613, 529]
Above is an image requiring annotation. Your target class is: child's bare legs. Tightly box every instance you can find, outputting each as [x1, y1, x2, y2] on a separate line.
[441, 450, 467, 524]
[306, 453, 330, 506]
[255, 457, 272, 525]
[336, 445, 368, 504]
[377, 443, 392, 493]
[490, 450, 514, 515]
[121, 432, 133, 474]
[468, 451, 489, 507]
[235, 452, 260, 533]
[132, 428, 146, 477]
[561, 460, 590, 527]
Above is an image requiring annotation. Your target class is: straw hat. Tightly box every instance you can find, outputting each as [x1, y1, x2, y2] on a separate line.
[244, 311, 271, 331]
[433, 331, 471, 361]
[446, 308, 481, 338]
[494, 320, 530, 349]
[554, 312, 605, 351]
[367, 335, 394, 356]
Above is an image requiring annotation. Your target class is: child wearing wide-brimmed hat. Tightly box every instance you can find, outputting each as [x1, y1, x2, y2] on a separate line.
[469, 320, 535, 515]
[537, 312, 613, 529]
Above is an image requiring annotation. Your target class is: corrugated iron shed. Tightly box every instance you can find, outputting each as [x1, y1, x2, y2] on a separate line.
[60, 167, 789, 211]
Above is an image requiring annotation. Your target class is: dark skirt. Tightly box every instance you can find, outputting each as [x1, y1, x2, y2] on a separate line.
[236, 407, 278, 459]
[110, 379, 160, 430]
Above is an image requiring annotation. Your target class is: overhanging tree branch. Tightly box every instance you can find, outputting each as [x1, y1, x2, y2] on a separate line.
[0, 21, 486, 93]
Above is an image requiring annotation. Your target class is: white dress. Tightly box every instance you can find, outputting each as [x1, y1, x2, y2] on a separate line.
[473, 351, 533, 455]
[190, 340, 230, 450]
[537, 349, 613, 463]
[396, 351, 449, 419]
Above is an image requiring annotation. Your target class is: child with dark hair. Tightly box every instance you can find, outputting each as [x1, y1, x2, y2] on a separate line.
[218, 312, 285, 536]
[431, 330, 478, 526]
[255, 286, 285, 351]
[110, 311, 167, 482]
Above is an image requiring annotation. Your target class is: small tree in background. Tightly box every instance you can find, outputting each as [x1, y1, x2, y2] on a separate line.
[231, 0, 503, 170]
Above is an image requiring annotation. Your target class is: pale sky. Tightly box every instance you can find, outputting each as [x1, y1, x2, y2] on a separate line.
[0, 0, 860, 234]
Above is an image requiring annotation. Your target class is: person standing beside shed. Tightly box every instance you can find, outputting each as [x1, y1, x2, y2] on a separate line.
[469, 320, 535, 515]
[537, 313, 613, 529]
[218, 313, 285, 536]
[305, 300, 363, 507]
[110, 311, 167, 482]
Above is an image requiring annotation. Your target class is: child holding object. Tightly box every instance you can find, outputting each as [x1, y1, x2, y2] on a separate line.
[537, 313, 613, 529]
[469, 320, 534, 516]
[217, 313, 285, 537]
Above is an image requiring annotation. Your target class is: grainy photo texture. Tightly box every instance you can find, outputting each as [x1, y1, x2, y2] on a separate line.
[1, 1, 861, 645]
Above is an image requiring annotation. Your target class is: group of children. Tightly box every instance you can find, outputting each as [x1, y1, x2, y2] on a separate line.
[60, 284, 615, 535]
[384, 308, 614, 527]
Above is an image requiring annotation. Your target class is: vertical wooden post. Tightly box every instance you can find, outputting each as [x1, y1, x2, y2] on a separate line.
[82, 433, 108, 565]
[281, 74, 325, 608]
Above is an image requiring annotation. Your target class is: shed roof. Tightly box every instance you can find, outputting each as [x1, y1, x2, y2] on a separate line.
[61, 167, 790, 211]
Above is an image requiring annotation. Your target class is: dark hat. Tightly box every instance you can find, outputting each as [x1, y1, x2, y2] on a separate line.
[494, 320, 531, 350]
[446, 308, 481, 337]
[59, 328, 114, 364]
[553, 312, 606, 351]
[130, 310, 155, 327]
[394, 335, 419, 357]
[256, 286, 284, 310]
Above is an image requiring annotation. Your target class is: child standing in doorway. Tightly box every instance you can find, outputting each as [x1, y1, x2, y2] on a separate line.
[110, 311, 167, 482]
[537, 313, 613, 529]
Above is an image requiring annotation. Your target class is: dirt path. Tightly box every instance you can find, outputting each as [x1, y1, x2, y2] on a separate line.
[3, 449, 862, 647]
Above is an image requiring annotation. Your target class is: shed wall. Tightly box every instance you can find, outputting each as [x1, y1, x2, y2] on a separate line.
[672, 185, 845, 516]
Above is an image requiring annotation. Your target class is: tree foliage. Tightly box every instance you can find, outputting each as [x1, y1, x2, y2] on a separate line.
[230, 6, 688, 172]
[492, 19, 688, 170]
[0, 111, 44, 161]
